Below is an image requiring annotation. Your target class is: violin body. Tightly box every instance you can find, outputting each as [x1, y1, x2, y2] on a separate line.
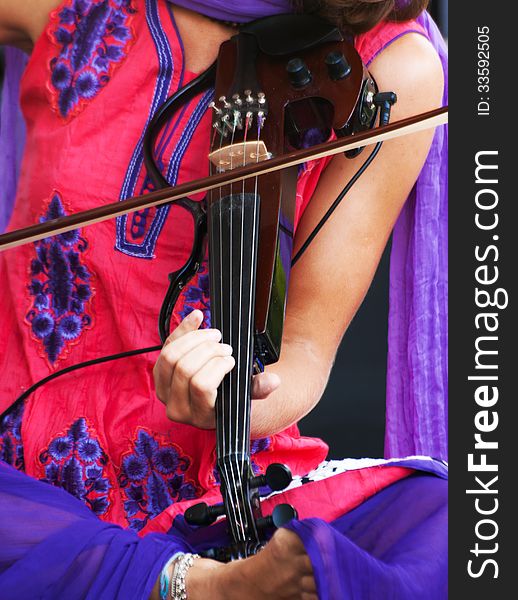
[210, 14, 377, 366]
[180, 14, 380, 559]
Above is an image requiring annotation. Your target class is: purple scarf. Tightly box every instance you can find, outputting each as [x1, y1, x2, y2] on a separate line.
[170, 0, 292, 22]
[0, 458, 447, 598]
[385, 11, 448, 460]
[0, 4, 448, 461]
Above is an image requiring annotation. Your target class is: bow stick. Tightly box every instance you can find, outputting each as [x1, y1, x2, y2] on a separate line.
[0, 106, 447, 252]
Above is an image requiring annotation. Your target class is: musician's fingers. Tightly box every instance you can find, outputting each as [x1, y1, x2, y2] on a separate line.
[172, 341, 233, 389]
[172, 355, 235, 428]
[301, 575, 317, 593]
[154, 329, 222, 400]
[163, 309, 204, 345]
[167, 341, 232, 409]
[251, 371, 281, 399]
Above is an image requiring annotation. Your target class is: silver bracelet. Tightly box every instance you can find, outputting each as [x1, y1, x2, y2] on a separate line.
[170, 552, 200, 600]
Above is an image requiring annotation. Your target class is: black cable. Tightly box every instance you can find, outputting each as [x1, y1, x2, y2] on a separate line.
[291, 141, 383, 267]
[0, 344, 162, 423]
[291, 90, 397, 266]
[1, 92, 394, 421]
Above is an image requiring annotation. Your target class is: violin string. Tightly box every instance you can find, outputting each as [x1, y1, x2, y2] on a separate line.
[217, 119, 225, 466]
[230, 114, 248, 540]
[241, 108, 249, 481]
[247, 109, 262, 468]
[217, 104, 247, 541]
[237, 110, 251, 537]
[214, 113, 231, 534]
[208, 111, 242, 540]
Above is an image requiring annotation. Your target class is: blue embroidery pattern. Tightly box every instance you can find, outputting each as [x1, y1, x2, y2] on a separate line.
[116, 89, 214, 258]
[119, 429, 198, 531]
[0, 402, 25, 470]
[26, 194, 94, 365]
[39, 418, 111, 516]
[175, 261, 211, 327]
[49, 0, 135, 119]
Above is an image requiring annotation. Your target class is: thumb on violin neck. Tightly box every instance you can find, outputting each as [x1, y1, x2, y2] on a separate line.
[252, 371, 281, 400]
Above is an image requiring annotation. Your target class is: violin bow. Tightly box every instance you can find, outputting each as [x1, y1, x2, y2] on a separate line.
[0, 106, 447, 252]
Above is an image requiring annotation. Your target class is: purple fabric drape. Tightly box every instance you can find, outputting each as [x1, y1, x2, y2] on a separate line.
[0, 459, 447, 599]
[286, 473, 448, 599]
[0, 462, 192, 599]
[0, 46, 26, 232]
[170, 0, 292, 22]
[385, 11, 448, 460]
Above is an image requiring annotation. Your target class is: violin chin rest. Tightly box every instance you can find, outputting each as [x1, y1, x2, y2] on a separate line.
[240, 14, 343, 57]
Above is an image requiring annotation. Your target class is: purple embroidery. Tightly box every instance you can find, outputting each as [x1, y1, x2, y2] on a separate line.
[49, 0, 135, 119]
[116, 89, 214, 258]
[119, 429, 198, 531]
[39, 418, 111, 516]
[26, 194, 93, 365]
[0, 402, 25, 470]
[251, 437, 271, 456]
[175, 261, 211, 327]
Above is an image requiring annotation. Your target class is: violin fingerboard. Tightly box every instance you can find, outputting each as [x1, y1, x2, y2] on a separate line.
[208, 191, 261, 544]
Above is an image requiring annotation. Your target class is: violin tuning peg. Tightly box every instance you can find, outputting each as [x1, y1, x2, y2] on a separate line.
[271, 503, 298, 528]
[209, 101, 222, 115]
[250, 463, 292, 492]
[256, 504, 298, 530]
[184, 501, 226, 526]
[265, 463, 292, 491]
[219, 95, 232, 109]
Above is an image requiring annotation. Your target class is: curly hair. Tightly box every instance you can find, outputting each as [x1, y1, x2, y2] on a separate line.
[293, 0, 430, 34]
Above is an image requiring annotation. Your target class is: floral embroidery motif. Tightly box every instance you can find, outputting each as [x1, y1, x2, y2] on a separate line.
[49, 0, 135, 119]
[39, 418, 111, 515]
[251, 437, 271, 457]
[26, 193, 94, 365]
[174, 261, 211, 327]
[119, 429, 198, 531]
[0, 402, 25, 470]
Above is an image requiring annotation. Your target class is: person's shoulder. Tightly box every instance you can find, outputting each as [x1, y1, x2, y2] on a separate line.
[368, 29, 445, 117]
[0, 0, 63, 50]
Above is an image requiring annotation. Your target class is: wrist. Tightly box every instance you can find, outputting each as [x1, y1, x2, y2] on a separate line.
[185, 557, 233, 600]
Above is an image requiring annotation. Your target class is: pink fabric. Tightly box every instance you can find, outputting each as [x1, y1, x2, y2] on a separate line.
[0, 0, 447, 535]
[0, 0, 329, 531]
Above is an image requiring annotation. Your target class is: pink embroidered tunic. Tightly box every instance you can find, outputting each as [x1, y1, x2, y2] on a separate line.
[0, 0, 425, 534]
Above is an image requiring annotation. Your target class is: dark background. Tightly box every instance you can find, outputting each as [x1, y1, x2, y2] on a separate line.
[0, 2, 448, 459]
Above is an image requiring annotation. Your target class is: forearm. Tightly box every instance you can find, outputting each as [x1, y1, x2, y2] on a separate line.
[250, 339, 332, 438]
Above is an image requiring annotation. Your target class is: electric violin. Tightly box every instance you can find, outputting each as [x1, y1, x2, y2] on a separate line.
[0, 13, 448, 562]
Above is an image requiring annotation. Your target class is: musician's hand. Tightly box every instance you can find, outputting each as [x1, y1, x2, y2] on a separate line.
[186, 528, 317, 600]
[153, 310, 281, 428]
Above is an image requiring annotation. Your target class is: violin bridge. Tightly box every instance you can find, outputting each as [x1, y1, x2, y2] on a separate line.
[209, 141, 272, 172]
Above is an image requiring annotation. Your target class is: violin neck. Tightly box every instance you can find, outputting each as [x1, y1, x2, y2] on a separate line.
[208, 190, 261, 544]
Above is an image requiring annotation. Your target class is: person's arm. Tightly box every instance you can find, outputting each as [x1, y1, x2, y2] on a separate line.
[250, 32, 445, 436]
[154, 32, 445, 437]
[0, 0, 61, 51]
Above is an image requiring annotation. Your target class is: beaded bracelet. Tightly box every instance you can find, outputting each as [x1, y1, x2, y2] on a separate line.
[159, 554, 181, 600]
[170, 553, 200, 600]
